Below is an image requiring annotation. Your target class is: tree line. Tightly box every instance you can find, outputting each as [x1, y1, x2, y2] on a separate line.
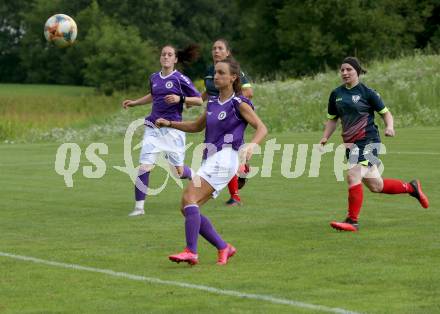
[1, 0, 439, 93]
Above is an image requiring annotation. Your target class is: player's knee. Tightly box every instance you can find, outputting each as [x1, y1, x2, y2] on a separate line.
[139, 164, 153, 173]
[182, 191, 197, 207]
[367, 182, 382, 193]
[347, 173, 359, 186]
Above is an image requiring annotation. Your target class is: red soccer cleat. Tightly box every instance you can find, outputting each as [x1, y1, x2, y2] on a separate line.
[168, 248, 199, 265]
[217, 243, 237, 265]
[237, 164, 250, 190]
[330, 218, 359, 232]
[225, 197, 241, 207]
[409, 179, 429, 208]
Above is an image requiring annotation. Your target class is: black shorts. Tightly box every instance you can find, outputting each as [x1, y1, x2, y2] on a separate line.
[345, 138, 382, 167]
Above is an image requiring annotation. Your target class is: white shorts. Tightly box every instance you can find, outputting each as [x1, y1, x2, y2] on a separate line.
[139, 126, 186, 166]
[196, 147, 239, 198]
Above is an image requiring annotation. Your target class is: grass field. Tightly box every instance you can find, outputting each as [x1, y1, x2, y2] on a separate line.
[0, 84, 123, 141]
[1, 128, 439, 313]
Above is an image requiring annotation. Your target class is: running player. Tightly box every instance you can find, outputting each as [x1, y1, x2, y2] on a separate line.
[155, 56, 267, 265]
[122, 45, 202, 217]
[319, 57, 429, 232]
[203, 38, 253, 206]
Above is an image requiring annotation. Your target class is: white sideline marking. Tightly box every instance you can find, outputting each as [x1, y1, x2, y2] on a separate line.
[388, 151, 440, 155]
[0, 252, 360, 314]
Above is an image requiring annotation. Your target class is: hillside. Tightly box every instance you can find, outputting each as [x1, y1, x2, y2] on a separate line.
[1, 54, 439, 142]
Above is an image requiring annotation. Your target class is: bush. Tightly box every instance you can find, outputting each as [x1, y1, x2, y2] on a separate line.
[82, 17, 157, 95]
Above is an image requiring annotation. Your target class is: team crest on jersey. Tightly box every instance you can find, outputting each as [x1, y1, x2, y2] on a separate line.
[165, 81, 173, 89]
[352, 95, 361, 103]
[218, 111, 227, 120]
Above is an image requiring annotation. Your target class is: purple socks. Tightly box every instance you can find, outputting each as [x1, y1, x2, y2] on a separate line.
[135, 165, 190, 202]
[135, 170, 150, 201]
[180, 165, 192, 180]
[183, 205, 227, 253]
[184, 205, 201, 253]
[200, 215, 227, 250]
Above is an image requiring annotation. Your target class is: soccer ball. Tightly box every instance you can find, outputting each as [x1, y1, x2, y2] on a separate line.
[44, 14, 77, 48]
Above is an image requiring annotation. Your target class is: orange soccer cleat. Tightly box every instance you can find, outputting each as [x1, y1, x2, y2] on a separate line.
[217, 243, 237, 265]
[168, 248, 199, 265]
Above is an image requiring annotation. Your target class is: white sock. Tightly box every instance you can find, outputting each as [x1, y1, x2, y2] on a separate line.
[135, 200, 145, 209]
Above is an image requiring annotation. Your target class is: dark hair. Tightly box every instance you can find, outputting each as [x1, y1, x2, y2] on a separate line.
[213, 38, 232, 55]
[342, 57, 367, 75]
[218, 56, 242, 94]
[162, 44, 200, 65]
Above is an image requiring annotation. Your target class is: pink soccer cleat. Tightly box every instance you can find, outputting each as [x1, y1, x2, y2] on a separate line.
[168, 248, 199, 265]
[217, 243, 237, 265]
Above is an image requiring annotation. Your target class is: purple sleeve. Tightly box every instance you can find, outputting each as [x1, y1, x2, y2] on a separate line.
[233, 96, 254, 120]
[238, 96, 254, 111]
[149, 75, 154, 95]
[178, 73, 201, 97]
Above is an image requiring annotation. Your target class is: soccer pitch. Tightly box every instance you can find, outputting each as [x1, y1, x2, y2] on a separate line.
[0, 128, 439, 313]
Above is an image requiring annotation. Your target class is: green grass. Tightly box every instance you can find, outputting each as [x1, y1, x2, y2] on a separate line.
[0, 84, 127, 141]
[1, 54, 439, 142]
[1, 128, 439, 313]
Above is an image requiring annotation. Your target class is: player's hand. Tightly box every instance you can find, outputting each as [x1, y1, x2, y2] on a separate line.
[122, 99, 136, 109]
[384, 128, 395, 137]
[155, 118, 171, 128]
[240, 143, 257, 163]
[164, 94, 180, 104]
[319, 137, 328, 145]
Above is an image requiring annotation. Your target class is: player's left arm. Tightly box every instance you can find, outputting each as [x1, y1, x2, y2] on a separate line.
[180, 74, 204, 107]
[164, 95, 203, 106]
[381, 111, 395, 137]
[239, 102, 267, 161]
[370, 89, 394, 137]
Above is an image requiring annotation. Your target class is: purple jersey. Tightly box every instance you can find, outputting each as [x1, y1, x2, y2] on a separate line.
[145, 70, 201, 125]
[204, 94, 254, 159]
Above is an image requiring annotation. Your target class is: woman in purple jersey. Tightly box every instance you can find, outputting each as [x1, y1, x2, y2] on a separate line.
[122, 45, 203, 217]
[156, 56, 267, 265]
[203, 38, 254, 207]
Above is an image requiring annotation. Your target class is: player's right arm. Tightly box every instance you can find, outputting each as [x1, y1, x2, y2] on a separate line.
[122, 93, 152, 109]
[155, 111, 207, 133]
[320, 119, 338, 145]
[320, 91, 339, 145]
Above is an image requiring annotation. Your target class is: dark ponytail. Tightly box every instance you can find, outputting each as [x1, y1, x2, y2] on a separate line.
[177, 44, 200, 64]
[219, 56, 242, 95]
[163, 44, 200, 65]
